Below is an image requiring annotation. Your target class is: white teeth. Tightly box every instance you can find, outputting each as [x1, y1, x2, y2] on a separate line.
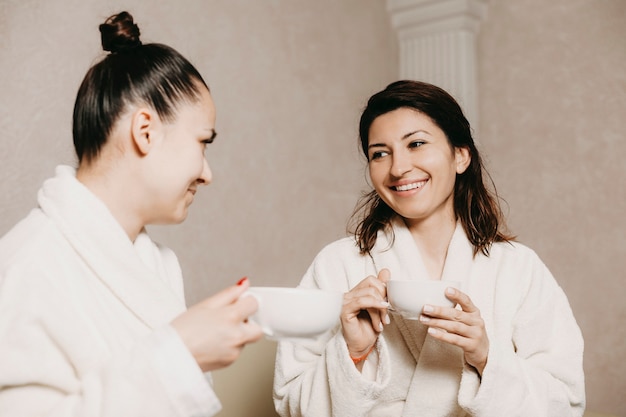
[395, 181, 425, 191]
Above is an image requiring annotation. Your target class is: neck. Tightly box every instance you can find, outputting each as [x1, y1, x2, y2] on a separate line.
[77, 161, 144, 242]
[404, 213, 457, 280]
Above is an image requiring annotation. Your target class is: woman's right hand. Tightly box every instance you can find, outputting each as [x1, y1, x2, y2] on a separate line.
[171, 277, 263, 372]
[340, 268, 390, 360]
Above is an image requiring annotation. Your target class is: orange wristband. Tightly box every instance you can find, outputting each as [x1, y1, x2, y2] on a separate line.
[350, 344, 376, 365]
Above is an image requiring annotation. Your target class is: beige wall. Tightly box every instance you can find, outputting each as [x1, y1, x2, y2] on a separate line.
[478, 1, 626, 415]
[1, 1, 624, 416]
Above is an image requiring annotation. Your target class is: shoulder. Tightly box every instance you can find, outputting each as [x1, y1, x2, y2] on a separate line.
[0, 209, 59, 271]
[488, 240, 546, 270]
[486, 240, 566, 302]
[299, 236, 369, 291]
[312, 236, 363, 265]
[0, 209, 76, 303]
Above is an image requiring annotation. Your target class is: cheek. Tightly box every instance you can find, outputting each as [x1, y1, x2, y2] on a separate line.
[368, 167, 383, 192]
[196, 152, 208, 174]
[368, 163, 385, 183]
[185, 147, 205, 171]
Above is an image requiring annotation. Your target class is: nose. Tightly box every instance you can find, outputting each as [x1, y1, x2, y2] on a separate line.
[390, 150, 412, 178]
[197, 157, 213, 185]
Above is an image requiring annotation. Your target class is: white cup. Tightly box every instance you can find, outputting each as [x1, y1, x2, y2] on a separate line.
[245, 287, 343, 341]
[387, 280, 460, 320]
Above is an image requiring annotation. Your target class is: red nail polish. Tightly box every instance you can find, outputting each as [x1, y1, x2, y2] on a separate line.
[237, 277, 248, 286]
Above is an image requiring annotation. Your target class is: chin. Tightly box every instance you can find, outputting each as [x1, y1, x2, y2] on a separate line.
[166, 208, 190, 225]
[174, 212, 189, 224]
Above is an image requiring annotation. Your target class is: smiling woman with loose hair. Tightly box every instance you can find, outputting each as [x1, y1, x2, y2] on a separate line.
[273, 80, 585, 417]
[353, 80, 514, 257]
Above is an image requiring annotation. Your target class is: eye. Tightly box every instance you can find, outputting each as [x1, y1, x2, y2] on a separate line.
[201, 131, 217, 154]
[370, 150, 389, 160]
[201, 131, 217, 145]
[409, 140, 425, 149]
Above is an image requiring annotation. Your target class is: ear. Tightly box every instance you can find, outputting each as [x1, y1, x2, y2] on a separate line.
[455, 146, 471, 174]
[130, 108, 157, 156]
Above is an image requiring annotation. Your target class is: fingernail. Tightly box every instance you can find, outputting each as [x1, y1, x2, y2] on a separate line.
[237, 277, 248, 286]
[419, 315, 430, 323]
[428, 327, 438, 335]
[385, 314, 390, 324]
[380, 300, 390, 307]
[423, 304, 434, 313]
[446, 287, 455, 295]
[379, 322, 384, 332]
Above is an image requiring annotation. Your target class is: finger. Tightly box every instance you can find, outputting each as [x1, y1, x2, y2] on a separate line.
[426, 325, 470, 347]
[444, 287, 478, 313]
[234, 292, 260, 319]
[372, 270, 392, 325]
[419, 315, 470, 336]
[343, 293, 390, 332]
[377, 268, 391, 285]
[343, 291, 389, 318]
[240, 320, 264, 344]
[366, 307, 387, 333]
[347, 283, 388, 304]
[421, 305, 466, 333]
[426, 324, 486, 354]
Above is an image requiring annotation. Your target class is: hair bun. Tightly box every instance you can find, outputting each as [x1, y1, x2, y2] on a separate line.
[99, 11, 141, 53]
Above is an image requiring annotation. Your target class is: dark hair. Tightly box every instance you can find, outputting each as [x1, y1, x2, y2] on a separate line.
[351, 80, 514, 256]
[72, 11, 209, 163]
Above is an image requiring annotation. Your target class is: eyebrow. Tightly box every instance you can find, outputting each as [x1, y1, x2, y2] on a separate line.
[368, 130, 425, 149]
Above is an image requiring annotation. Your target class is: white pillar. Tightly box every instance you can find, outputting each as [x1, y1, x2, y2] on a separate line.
[386, 0, 487, 129]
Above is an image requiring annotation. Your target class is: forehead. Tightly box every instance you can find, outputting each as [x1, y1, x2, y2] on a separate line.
[194, 86, 216, 117]
[174, 86, 216, 125]
[369, 108, 441, 139]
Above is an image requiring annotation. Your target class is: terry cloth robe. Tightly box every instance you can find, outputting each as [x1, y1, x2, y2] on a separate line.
[273, 217, 585, 417]
[0, 165, 221, 416]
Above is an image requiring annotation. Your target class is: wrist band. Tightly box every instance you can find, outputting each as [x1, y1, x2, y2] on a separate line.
[350, 343, 376, 365]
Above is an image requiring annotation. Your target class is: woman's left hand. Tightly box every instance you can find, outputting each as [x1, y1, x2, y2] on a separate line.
[419, 287, 489, 376]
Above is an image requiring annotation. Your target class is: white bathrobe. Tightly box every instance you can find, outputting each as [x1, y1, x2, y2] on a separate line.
[273, 217, 585, 417]
[0, 166, 221, 416]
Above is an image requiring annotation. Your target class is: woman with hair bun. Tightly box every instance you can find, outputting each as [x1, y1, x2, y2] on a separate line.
[0, 11, 262, 416]
[273, 80, 585, 416]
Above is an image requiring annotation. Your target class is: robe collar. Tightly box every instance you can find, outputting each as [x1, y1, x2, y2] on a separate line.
[368, 216, 472, 416]
[37, 165, 185, 329]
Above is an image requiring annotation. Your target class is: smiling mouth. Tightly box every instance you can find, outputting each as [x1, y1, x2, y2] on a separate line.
[391, 180, 427, 191]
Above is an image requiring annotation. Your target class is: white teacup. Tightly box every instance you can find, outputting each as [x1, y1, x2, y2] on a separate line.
[245, 287, 343, 341]
[387, 280, 460, 320]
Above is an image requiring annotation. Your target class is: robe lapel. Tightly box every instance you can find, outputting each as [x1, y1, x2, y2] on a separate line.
[372, 218, 475, 416]
[402, 337, 464, 417]
[440, 223, 474, 292]
[374, 217, 431, 282]
[392, 316, 428, 363]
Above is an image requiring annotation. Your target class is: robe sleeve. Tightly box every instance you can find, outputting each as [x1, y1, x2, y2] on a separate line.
[0, 268, 221, 417]
[274, 332, 391, 417]
[457, 250, 585, 417]
[273, 242, 391, 417]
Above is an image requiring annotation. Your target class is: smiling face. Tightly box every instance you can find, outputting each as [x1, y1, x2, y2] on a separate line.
[367, 107, 470, 229]
[143, 85, 217, 225]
